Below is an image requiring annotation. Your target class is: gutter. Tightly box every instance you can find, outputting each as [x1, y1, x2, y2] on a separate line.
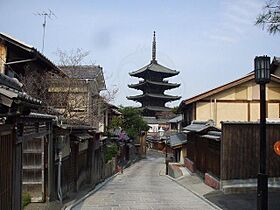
[4, 58, 36, 65]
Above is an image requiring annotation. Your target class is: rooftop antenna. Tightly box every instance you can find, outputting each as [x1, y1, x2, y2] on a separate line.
[34, 9, 57, 53]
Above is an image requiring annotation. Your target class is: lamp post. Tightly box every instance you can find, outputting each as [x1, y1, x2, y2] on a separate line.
[254, 55, 271, 210]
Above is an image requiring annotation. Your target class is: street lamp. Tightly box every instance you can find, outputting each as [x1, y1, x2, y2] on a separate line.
[254, 55, 271, 210]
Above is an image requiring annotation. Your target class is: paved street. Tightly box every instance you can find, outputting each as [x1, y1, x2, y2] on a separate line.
[72, 150, 217, 210]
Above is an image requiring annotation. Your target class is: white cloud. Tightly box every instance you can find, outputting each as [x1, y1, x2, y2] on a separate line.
[209, 0, 263, 43]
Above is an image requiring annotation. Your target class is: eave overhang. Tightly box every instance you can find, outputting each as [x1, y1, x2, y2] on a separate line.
[129, 62, 179, 78]
[128, 80, 180, 90]
[178, 73, 255, 112]
[0, 32, 65, 77]
[139, 106, 171, 112]
[127, 93, 181, 102]
[178, 73, 280, 112]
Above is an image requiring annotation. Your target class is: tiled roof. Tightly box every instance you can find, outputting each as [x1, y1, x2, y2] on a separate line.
[60, 65, 102, 79]
[128, 80, 180, 89]
[183, 120, 219, 133]
[201, 131, 221, 141]
[272, 57, 280, 66]
[271, 56, 280, 73]
[143, 116, 170, 124]
[129, 62, 179, 78]
[168, 132, 188, 148]
[168, 115, 183, 123]
[0, 85, 42, 107]
[0, 73, 22, 91]
[127, 93, 181, 101]
[140, 106, 171, 112]
[0, 32, 33, 49]
[0, 32, 63, 75]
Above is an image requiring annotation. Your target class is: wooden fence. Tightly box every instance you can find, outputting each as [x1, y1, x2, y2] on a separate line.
[0, 125, 14, 210]
[0, 124, 22, 210]
[185, 133, 220, 178]
[221, 122, 280, 180]
[56, 137, 118, 199]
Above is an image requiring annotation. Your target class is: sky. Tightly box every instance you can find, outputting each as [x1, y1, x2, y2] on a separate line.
[1, 0, 280, 107]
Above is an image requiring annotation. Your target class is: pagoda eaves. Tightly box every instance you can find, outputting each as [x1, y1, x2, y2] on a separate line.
[129, 62, 179, 79]
[139, 106, 171, 112]
[127, 93, 181, 102]
[127, 31, 181, 117]
[128, 80, 180, 90]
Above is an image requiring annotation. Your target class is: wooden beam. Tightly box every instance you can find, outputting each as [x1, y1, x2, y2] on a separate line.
[248, 102, 251, 121]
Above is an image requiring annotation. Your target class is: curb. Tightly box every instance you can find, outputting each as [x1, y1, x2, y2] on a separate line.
[165, 175, 222, 210]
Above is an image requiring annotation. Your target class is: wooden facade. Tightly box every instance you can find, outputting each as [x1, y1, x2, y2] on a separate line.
[221, 122, 280, 181]
[185, 132, 220, 178]
[0, 124, 21, 210]
[53, 125, 117, 199]
[0, 32, 119, 207]
[183, 121, 280, 190]
[18, 114, 54, 202]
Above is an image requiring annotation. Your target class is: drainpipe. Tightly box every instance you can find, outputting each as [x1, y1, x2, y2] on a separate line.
[210, 98, 212, 120]
[214, 99, 217, 126]
[57, 151, 63, 203]
[47, 121, 54, 200]
[56, 135, 66, 203]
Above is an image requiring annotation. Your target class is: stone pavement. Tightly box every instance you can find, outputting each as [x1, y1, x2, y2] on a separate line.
[167, 165, 215, 197]
[167, 162, 280, 210]
[71, 150, 219, 210]
[205, 190, 280, 210]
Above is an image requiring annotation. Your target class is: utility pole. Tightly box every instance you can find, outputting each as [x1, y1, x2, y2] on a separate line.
[35, 9, 56, 53]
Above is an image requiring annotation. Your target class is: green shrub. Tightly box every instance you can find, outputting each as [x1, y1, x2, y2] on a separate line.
[22, 192, 31, 208]
[105, 144, 118, 163]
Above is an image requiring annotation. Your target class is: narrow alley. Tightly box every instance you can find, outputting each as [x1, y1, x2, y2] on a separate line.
[72, 150, 217, 210]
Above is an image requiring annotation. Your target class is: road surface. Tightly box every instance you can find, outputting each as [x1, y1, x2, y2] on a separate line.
[73, 150, 217, 210]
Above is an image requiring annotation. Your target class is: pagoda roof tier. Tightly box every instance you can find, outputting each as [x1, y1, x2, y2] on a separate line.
[128, 80, 180, 90]
[139, 106, 171, 112]
[129, 62, 179, 78]
[127, 93, 181, 102]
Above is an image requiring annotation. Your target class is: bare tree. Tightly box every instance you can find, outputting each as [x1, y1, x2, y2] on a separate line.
[21, 63, 54, 111]
[256, 0, 280, 34]
[20, 48, 118, 128]
[50, 48, 118, 128]
[56, 48, 90, 67]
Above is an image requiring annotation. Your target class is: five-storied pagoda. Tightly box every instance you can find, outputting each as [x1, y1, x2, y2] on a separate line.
[127, 32, 181, 117]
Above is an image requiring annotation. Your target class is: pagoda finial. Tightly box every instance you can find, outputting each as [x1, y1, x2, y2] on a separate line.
[152, 31, 157, 63]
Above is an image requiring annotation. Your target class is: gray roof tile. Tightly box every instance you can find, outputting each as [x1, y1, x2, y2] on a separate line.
[168, 133, 187, 147]
[183, 120, 218, 133]
[129, 62, 179, 78]
[60, 65, 102, 79]
[201, 131, 221, 141]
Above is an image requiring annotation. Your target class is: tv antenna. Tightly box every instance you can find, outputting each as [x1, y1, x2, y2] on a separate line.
[34, 9, 57, 53]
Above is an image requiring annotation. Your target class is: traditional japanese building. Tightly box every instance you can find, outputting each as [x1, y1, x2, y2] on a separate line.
[127, 32, 181, 116]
